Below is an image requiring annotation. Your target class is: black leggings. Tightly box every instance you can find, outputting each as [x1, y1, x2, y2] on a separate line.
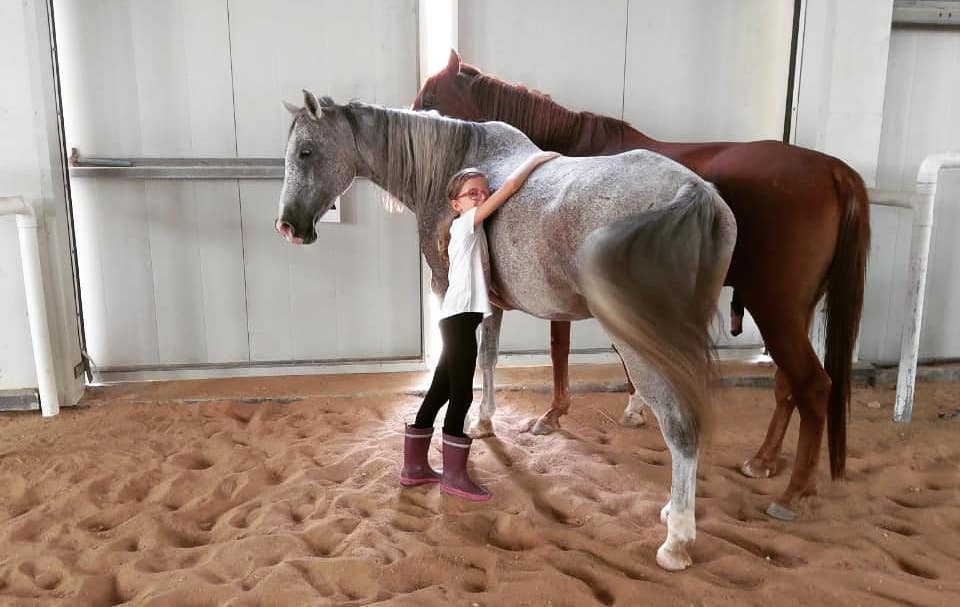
[413, 312, 484, 437]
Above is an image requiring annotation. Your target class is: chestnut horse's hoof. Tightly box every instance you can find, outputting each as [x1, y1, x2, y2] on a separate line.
[466, 418, 495, 439]
[531, 413, 559, 435]
[765, 502, 798, 521]
[740, 459, 772, 479]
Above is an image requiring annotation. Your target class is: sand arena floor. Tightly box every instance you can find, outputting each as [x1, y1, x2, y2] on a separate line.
[0, 363, 958, 606]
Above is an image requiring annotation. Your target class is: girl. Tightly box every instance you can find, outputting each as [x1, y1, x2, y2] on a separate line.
[401, 151, 560, 501]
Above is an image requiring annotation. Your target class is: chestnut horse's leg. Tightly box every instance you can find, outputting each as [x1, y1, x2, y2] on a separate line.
[466, 307, 503, 438]
[532, 320, 572, 434]
[740, 369, 795, 478]
[752, 314, 831, 521]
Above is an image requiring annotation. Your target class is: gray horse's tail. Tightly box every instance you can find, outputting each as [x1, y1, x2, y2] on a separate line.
[577, 182, 735, 436]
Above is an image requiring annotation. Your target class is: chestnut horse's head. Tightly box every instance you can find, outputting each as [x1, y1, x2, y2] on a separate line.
[277, 91, 358, 245]
[412, 49, 485, 120]
[412, 50, 585, 156]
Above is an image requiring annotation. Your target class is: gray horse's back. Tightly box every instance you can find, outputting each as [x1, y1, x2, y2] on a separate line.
[493, 148, 710, 236]
[480, 146, 725, 317]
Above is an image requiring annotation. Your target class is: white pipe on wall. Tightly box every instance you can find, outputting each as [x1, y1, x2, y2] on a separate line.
[0, 195, 60, 417]
[893, 152, 960, 423]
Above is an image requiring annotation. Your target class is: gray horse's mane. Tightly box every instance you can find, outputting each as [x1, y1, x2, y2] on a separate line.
[341, 101, 481, 213]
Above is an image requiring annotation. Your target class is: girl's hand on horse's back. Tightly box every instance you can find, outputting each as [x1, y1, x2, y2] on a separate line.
[536, 151, 562, 164]
[510, 151, 560, 183]
[475, 152, 561, 226]
[523, 151, 561, 178]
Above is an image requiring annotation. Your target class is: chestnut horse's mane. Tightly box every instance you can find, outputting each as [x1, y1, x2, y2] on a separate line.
[460, 63, 636, 152]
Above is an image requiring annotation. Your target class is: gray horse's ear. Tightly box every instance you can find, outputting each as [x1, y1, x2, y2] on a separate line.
[303, 90, 336, 119]
[317, 96, 336, 110]
[303, 89, 321, 118]
[446, 48, 461, 74]
[283, 100, 300, 115]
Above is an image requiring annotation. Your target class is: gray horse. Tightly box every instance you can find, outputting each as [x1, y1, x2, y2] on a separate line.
[277, 91, 735, 571]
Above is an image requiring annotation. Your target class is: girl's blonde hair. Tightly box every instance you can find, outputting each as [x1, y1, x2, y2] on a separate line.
[445, 167, 486, 201]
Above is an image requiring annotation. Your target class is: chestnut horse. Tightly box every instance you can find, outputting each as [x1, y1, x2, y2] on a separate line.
[413, 50, 871, 520]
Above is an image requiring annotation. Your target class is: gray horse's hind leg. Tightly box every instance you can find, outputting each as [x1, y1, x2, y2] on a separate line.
[612, 337, 700, 571]
[465, 307, 502, 438]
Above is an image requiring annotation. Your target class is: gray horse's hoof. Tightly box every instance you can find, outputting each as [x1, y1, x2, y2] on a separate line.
[765, 502, 797, 521]
[619, 410, 646, 428]
[466, 418, 495, 439]
[656, 542, 693, 571]
[740, 459, 772, 479]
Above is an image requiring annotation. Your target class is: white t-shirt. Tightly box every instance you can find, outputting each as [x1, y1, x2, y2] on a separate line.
[440, 207, 492, 319]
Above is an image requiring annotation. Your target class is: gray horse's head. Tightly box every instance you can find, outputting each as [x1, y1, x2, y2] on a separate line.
[276, 90, 356, 245]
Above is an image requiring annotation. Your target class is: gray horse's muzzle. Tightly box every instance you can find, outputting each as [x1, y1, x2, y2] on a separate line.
[275, 216, 316, 245]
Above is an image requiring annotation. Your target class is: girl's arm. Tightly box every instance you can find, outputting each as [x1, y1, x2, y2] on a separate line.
[473, 151, 561, 226]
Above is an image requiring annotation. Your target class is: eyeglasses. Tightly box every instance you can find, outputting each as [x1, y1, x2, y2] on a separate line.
[456, 188, 489, 201]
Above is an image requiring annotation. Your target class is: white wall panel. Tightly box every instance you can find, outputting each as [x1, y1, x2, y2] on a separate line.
[55, 0, 248, 368]
[69, 180, 160, 367]
[858, 205, 912, 362]
[624, 0, 793, 142]
[241, 181, 421, 362]
[793, 0, 894, 186]
[56, 0, 422, 370]
[459, 0, 628, 120]
[868, 25, 960, 361]
[228, 0, 419, 154]
[56, 0, 237, 157]
[229, 0, 422, 362]
[146, 182, 249, 364]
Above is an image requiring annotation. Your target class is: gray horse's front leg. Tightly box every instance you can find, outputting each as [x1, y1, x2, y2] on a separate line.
[465, 307, 502, 438]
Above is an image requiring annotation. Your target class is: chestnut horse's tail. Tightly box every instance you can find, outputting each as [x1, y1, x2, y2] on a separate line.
[577, 182, 735, 436]
[824, 166, 871, 480]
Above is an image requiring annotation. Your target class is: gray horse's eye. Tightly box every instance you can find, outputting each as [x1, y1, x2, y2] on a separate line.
[299, 148, 312, 158]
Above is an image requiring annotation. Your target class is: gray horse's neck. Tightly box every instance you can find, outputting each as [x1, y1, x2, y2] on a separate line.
[342, 102, 487, 276]
[344, 103, 469, 207]
[341, 106, 388, 185]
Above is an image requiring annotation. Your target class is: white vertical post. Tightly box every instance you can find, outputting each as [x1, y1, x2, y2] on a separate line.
[893, 152, 960, 423]
[893, 183, 934, 423]
[1, 195, 60, 416]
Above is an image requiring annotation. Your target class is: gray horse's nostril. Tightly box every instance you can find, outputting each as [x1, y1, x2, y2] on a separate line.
[276, 220, 293, 235]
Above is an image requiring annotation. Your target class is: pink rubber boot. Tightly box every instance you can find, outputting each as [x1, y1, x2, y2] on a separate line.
[400, 424, 442, 486]
[440, 433, 491, 502]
